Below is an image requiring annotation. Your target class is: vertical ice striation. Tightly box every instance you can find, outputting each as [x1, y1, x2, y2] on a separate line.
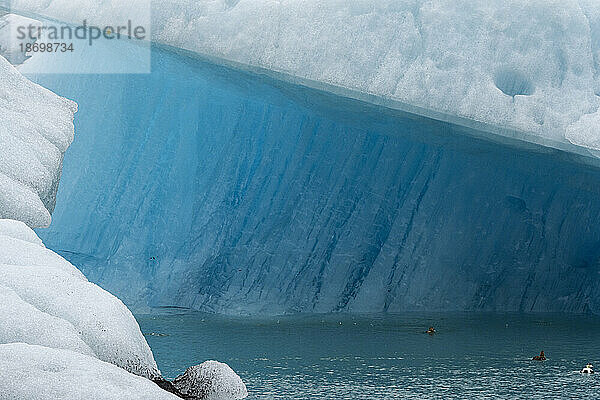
[0, 54, 76, 227]
[27, 47, 600, 315]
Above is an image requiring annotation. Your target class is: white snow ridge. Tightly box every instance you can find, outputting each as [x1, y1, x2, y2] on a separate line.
[0, 219, 249, 399]
[10, 0, 600, 151]
[0, 219, 161, 379]
[0, 343, 179, 400]
[0, 55, 76, 228]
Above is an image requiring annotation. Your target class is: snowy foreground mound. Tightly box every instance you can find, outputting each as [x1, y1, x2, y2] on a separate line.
[0, 54, 75, 227]
[0, 219, 160, 379]
[0, 343, 178, 400]
[0, 219, 248, 399]
[10, 0, 600, 150]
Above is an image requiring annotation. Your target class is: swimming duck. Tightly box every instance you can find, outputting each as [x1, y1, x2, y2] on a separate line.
[425, 326, 436, 335]
[581, 363, 594, 374]
[532, 350, 546, 361]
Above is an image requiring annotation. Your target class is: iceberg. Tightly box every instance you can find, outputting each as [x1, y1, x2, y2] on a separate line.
[3, 0, 598, 317]
[22, 42, 600, 315]
[8, 0, 600, 150]
[172, 361, 248, 400]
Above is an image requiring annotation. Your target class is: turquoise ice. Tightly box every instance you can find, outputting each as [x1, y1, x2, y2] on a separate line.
[24, 43, 600, 315]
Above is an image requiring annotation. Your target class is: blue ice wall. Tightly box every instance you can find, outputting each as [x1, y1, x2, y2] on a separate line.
[29, 46, 600, 315]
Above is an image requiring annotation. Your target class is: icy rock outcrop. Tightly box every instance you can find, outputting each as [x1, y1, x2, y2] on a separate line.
[0, 219, 161, 380]
[0, 53, 76, 227]
[9, 0, 600, 150]
[172, 361, 248, 400]
[0, 343, 179, 400]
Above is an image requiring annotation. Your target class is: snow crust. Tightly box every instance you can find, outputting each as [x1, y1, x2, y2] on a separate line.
[0, 219, 161, 380]
[0, 218, 42, 244]
[0, 219, 249, 396]
[9, 0, 600, 150]
[0, 343, 179, 400]
[0, 53, 76, 227]
[172, 361, 248, 400]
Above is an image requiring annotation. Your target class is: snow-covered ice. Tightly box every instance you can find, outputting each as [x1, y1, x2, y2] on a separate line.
[0, 218, 42, 245]
[0, 285, 95, 356]
[0, 219, 249, 397]
[0, 219, 161, 379]
[9, 0, 600, 150]
[0, 343, 179, 400]
[0, 53, 75, 227]
[172, 361, 248, 400]
[0, 223, 85, 279]
[0, 264, 162, 378]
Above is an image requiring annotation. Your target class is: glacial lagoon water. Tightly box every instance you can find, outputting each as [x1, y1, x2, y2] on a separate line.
[138, 312, 600, 399]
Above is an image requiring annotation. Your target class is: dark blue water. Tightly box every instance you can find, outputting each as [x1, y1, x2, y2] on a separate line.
[137, 312, 600, 399]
